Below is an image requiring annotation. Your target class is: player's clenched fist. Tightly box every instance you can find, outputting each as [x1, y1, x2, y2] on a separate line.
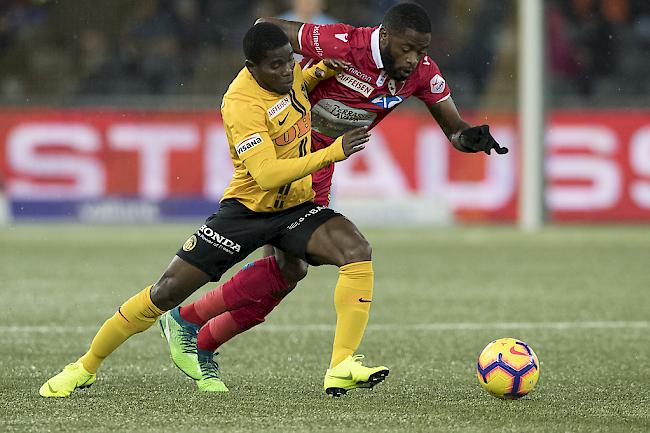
[341, 126, 370, 157]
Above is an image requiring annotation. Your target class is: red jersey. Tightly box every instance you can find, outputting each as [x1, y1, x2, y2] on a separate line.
[298, 23, 451, 149]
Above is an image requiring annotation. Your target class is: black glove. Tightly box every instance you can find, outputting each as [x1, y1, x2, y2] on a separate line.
[458, 125, 508, 155]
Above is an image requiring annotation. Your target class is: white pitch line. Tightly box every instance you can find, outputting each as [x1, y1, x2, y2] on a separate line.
[1, 321, 648, 334]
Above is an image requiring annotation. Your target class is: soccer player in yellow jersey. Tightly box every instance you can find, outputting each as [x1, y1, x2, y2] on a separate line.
[160, 4, 509, 398]
[40, 22, 388, 398]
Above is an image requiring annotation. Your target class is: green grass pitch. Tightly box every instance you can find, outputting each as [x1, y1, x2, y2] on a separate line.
[1, 224, 648, 433]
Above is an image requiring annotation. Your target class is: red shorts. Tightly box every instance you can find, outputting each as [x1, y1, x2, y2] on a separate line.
[311, 132, 336, 207]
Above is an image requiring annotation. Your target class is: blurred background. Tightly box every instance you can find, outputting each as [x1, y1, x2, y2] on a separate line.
[0, 0, 649, 224]
[3, 0, 650, 108]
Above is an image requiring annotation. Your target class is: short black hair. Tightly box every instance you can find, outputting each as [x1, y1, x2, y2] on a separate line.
[243, 22, 290, 64]
[383, 2, 432, 34]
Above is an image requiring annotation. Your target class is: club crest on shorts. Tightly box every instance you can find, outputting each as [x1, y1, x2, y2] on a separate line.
[183, 235, 197, 251]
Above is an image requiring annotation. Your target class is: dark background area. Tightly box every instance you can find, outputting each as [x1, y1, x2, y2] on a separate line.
[1, 0, 649, 109]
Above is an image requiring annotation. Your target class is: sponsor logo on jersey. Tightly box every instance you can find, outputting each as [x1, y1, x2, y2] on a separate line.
[235, 133, 263, 156]
[267, 95, 291, 120]
[347, 67, 373, 83]
[335, 73, 374, 97]
[311, 99, 377, 137]
[273, 114, 310, 146]
[334, 33, 349, 42]
[312, 25, 323, 57]
[430, 74, 446, 94]
[314, 99, 376, 122]
[198, 225, 241, 254]
[182, 235, 197, 251]
[371, 94, 404, 109]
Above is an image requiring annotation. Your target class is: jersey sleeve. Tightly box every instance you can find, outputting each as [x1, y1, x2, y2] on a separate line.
[412, 56, 452, 107]
[240, 136, 346, 191]
[298, 23, 355, 59]
[222, 94, 269, 160]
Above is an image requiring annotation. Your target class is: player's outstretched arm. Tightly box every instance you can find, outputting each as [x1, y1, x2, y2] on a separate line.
[429, 98, 508, 155]
[256, 17, 303, 53]
[242, 127, 370, 191]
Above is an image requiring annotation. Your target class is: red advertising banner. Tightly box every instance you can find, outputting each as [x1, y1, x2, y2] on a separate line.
[1, 109, 649, 222]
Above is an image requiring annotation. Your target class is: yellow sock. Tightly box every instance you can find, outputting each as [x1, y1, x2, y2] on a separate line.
[78, 285, 164, 373]
[330, 261, 373, 368]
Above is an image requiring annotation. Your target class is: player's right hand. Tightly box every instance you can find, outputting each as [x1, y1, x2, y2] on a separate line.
[322, 58, 352, 74]
[341, 127, 370, 157]
[458, 125, 509, 155]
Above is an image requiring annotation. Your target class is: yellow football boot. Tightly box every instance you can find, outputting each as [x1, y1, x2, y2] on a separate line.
[39, 362, 96, 398]
[323, 355, 389, 397]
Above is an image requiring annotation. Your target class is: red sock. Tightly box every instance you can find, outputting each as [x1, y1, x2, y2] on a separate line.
[180, 256, 287, 327]
[196, 294, 282, 352]
[196, 312, 242, 352]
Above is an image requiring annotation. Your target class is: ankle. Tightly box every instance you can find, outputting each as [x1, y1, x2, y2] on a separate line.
[177, 305, 205, 328]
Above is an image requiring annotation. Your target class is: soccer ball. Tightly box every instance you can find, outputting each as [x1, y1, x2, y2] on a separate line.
[476, 338, 539, 399]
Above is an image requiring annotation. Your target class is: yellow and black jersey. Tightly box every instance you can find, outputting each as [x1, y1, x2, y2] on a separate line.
[221, 61, 347, 212]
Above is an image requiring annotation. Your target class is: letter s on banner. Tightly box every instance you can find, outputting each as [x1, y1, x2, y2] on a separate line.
[547, 126, 621, 211]
[7, 123, 105, 199]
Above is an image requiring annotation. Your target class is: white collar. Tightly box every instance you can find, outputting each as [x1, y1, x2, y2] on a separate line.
[371, 26, 383, 69]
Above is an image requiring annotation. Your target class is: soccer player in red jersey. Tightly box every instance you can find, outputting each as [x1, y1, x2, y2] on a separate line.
[161, 3, 508, 391]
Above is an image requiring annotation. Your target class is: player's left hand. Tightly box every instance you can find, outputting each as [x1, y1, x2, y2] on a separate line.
[458, 125, 508, 155]
[320, 58, 352, 76]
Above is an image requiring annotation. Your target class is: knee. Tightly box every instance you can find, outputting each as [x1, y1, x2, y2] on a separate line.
[150, 274, 184, 311]
[271, 281, 298, 299]
[342, 238, 372, 265]
[278, 260, 309, 287]
[275, 253, 309, 287]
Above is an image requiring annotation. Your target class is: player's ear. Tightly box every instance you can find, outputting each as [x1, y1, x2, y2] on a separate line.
[245, 59, 256, 72]
[379, 27, 389, 44]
